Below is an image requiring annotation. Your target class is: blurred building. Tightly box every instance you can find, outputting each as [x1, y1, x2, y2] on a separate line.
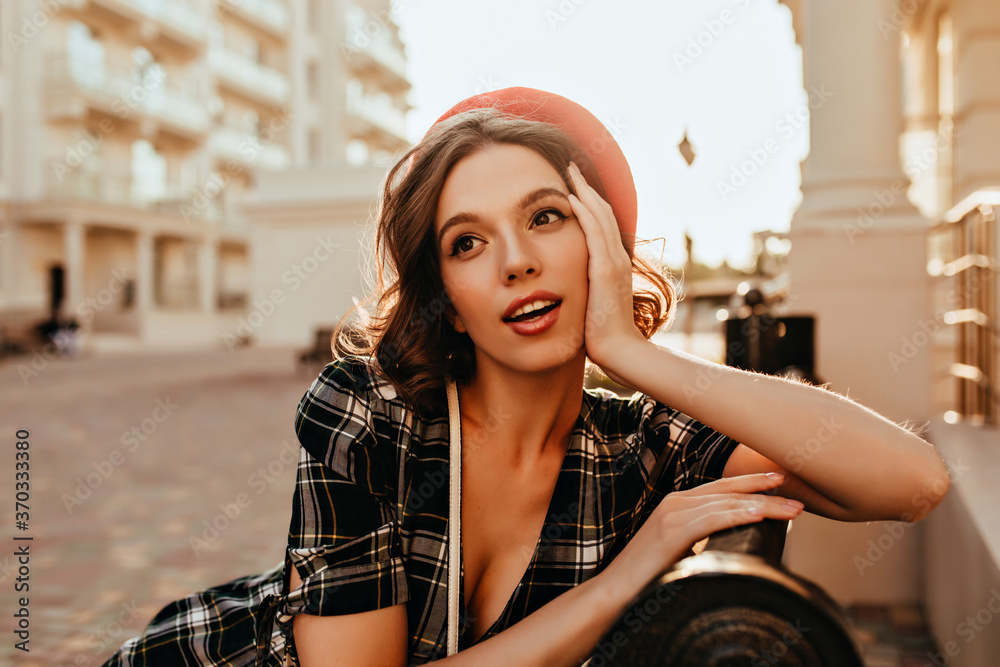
[0, 0, 409, 352]
[778, 1, 999, 663]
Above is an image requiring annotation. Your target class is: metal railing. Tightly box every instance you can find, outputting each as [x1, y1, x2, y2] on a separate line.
[929, 190, 999, 425]
[90, 0, 209, 44]
[45, 55, 210, 134]
[345, 86, 407, 139]
[42, 163, 222, 224]
[344, 4, 408, 81]
[208, 126, 291, 171]
[207, 44, 291, 106]
[216, 0, 290, 36]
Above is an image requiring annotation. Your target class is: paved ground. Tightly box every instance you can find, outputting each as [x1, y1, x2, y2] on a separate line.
[0, 346, 941, 666]
[0, 345, 323, 666]
[846, 603, 940, 667]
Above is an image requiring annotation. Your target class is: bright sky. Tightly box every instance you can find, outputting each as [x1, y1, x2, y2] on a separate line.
[392, 0, 807, 269]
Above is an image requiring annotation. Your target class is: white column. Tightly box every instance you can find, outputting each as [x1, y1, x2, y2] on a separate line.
[135, 231, 154, 314]
[63, 221, 85, 323]
[788, 0, 932, 419]
[794, 0, 922, 227]
[198, 237, 218, 313]
[953, 0, 1000, 198]
[783, 0, 931, 606]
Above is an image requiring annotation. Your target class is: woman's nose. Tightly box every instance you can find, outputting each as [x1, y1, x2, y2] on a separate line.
[501, 235, 539, 283]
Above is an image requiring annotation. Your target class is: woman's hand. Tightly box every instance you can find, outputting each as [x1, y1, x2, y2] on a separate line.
[601, 472, 804, 594]
[566, 162, 646, 379]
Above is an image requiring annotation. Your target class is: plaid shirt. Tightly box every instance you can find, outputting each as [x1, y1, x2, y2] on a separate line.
[105, 356, 738, 666]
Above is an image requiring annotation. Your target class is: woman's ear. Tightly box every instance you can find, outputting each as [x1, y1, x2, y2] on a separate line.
[445, 304, 467, 333]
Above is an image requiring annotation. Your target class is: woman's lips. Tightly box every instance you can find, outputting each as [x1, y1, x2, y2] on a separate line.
[502, 290, 562, 321]
[505, 302, 561, 336]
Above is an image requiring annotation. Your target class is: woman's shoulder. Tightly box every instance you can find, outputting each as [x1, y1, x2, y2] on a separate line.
[580, 386, 703, 452]
[309, 355, 401, 404]
[580, 385, 738, 488]
[581, 386, 664, 430]
[309, 356, 449, 427]
[295, 356, 403, 448]
[295, 356, 418, 475]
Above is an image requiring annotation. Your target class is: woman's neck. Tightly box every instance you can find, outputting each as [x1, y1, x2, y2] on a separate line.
[458, 351, 587, 467]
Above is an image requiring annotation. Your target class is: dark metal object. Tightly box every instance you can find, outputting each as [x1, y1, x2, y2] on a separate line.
[589, 521, 863, 666]
[725, 315, 819, 385]
[702, 519, 787, 565]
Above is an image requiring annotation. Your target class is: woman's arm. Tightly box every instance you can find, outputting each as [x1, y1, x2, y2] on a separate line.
[565, 161, 950, 524]
[289, 563, 627, 667]
[290, 474, 802, 667]
[607, 340, 950, 522]
[438, 568, 636, 666]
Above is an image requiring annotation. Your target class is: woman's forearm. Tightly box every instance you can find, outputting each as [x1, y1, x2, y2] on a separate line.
[435, 570, 634, 667]
[611, 339, 950, 522]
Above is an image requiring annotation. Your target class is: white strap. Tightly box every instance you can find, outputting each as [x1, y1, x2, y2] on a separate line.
[445, 379, 461, 656]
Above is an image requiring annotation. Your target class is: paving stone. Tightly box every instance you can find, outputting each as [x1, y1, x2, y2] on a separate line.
[0, 347, 306, 665]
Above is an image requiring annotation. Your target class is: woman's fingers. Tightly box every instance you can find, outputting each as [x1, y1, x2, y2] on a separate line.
[568, 191, 605, 258]
[664, 490, 801, 513]
[675, 471, 788, 497]
[607, 473, 805, 594]
[655, 472, 804, 537]
[662, 495, 803, 544]
[681, 500, 801, 538]
[568, 162, 619, 250]
[567, 162, 623, 263]
[567, 191, 609, 262]
[697, 495, 804, 521]
[661, 490, 804, 522]
[640, 497, 802, 569]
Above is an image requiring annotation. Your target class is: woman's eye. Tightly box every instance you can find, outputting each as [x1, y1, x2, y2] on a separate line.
[449, 235, 480, 256]
[532, 209, 567, 227]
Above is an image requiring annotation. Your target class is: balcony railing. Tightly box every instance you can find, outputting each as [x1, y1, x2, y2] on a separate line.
[46, 56, 210, 137]
[43, 165, 215, 222]
[209, 126, 291, 171]
[346, 87, 407, 140]
[344, 5, 407, 83]
[90, 0, 209, 47]
[217, 0, 290, 37]
[208, 45, 290, 106]
[929, 189, 999, 425]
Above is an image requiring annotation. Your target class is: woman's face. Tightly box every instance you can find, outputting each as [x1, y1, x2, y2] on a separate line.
[434, 143, 590, 376]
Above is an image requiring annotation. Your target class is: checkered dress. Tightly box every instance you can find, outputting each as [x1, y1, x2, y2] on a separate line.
[105, 356, 738, 666]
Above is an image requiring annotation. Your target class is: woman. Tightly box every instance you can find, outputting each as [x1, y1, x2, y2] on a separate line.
[106, 88, 950, 666]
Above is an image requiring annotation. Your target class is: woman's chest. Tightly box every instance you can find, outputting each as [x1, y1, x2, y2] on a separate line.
[459, 450, 565, 641]
[393, 426, 617, 656]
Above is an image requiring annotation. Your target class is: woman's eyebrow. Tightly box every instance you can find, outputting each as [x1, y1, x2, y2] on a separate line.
[437, 211, 479, 248]
[516, 187, 569, 211]
[437, 187, 569, 248]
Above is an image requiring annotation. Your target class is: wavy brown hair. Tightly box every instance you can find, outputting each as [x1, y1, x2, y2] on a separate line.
[335, 108, 677, 415]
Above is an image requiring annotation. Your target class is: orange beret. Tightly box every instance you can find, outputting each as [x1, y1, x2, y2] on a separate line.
[427, 87, 637, 253]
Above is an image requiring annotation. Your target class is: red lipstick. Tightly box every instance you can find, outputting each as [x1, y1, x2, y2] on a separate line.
[502, 290, 562, 336]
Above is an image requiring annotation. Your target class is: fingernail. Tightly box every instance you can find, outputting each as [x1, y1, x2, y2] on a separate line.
[766, 472, 785, 483]
[784, 499, 804, 511]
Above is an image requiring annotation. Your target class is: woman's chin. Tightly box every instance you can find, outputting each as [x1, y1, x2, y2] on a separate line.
[476, 345, 587, 377]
